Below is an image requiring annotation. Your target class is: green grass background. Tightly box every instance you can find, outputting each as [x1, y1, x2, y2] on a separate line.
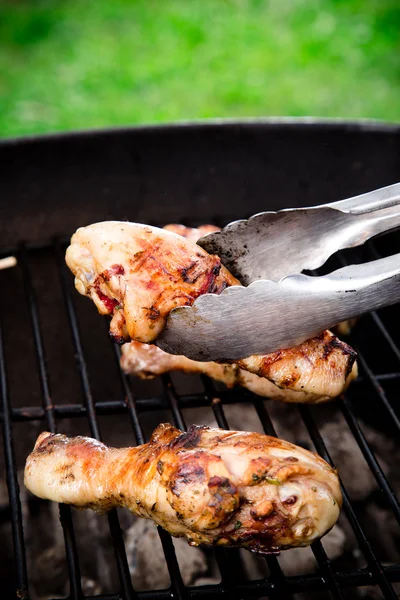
[1, 0, 399, 138]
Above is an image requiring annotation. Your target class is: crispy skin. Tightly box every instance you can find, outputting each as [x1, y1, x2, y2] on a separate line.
[66, 221, 357, 398]
[121, 340, 356, 403]
[238, 330, 357, 398]
[24, 425, 342, 554]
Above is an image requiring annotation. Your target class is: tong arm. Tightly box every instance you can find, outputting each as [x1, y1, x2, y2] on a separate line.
[157, 253, 400, 362]
[198, 182, 400, 284]
[326, 181, 400, 214]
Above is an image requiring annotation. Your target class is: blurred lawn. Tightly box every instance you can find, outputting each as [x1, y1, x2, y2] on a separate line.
[0, 0, 399, 138]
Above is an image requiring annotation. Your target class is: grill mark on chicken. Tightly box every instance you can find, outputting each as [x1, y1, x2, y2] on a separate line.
[169, 462, 206, 497]
[321, 334, 357, 378]
[182, 261, 224, 296]
[170, 426, 206, 450]
[25, 424, 342, 555]
[180, 260, 203, 283]
[128, 250, 147, 271]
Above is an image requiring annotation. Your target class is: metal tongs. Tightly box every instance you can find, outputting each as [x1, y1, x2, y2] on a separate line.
[157, 182, 400, 361]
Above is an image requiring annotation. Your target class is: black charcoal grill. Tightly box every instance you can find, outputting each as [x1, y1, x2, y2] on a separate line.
[0, 119, 400, 600]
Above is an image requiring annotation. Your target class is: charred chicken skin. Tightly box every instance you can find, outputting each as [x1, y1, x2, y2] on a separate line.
[65, 221, 357, 398]
[24, 424, 342, 554]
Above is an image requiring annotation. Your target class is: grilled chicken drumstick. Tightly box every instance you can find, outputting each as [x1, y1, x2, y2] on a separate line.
[24, 424, 342, 554]
[121, 339, 324, 403]
[121, 333, 354, 403]
[65, 221, 357, 398]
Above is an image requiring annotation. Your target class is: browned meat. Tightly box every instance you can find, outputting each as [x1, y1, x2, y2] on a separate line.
[121, 340, 356, 403]
[65, 221, 357, 398]
[66, 222, 239, 344]
[238, 330, 357, 398]
[24, 424, 342, 554]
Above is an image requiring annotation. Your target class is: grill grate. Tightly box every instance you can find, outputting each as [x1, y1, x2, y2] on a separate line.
[0, 233, 399, 600]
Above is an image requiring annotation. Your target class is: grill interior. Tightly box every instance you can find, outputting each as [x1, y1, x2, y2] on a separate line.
[1, 227, 399, 600]
[1, 121, 400, 600]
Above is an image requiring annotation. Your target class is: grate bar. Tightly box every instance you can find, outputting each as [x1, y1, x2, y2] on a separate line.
[156, 528, 187, 600]
[160, 374, 221, 600]
[252, 398, 345, 600]
[161, 375, 187, 431]
[21, 245, 83, 600]
[366, 372, 400, 382]
[6, 360, 400, 424]
[55, 243, 138, 600]
[339, 395, 400, 525]
[111, 344, 144, 445]
[202, 378, 294, 600]
[336, 247, 400, 436]
[162, 374, 249, 599]
[367, 241, 400, 365]
[59, 503, 84, 600]
[354, 347, 400, 435]
[7, 398, 167, 421]
[0, 321, 29, 600]
[46, 564, 400, 599]
[20, 246, 56, 432]
[113, 345, 187, 600]
[299, 405, 398, 600]
[369, 310, 400, 364]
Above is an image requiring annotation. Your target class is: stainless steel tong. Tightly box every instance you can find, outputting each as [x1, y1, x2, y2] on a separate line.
[157, 182, 400, 361]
